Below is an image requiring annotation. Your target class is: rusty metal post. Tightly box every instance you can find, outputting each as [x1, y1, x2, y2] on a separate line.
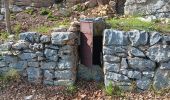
[80, 19, 93, 67]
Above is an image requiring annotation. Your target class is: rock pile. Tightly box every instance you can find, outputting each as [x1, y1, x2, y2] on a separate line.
[0, 31, 79, 86]
[103, 29, 170, 91]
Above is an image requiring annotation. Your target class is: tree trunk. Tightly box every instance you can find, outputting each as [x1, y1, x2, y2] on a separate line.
[3, 0, 12, 34]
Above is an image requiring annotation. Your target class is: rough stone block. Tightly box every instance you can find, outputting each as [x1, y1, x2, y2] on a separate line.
[160, 61, 170, 70]
[128, 30, 148, 46]
[106, 72, 130, 82]
[130, 47, 145, 57]
[150, 32, 162, 46]
[153, 68, 170, 90]
[19, 53, 37, 61]
[55, 70, 75, 80]
[44, 49, 58, 61]
[104, 62, 120, 73]
[44, 70, 54, 81]
[19, 32, 41, 43]
[28, 62, 39, 67]
[103, 55, 120, 62]
[9, 61, 27, 71]
[41, 62, 57, 70]
[54, 80, 74, 86]
[40, 35, 51, 43]
[12, 40, 29, 50]
[51, 32, 77, 45]
[128, 57, 156, 71]
[147, 45, 170, 62]
[137, 77, 151, 90]
[27, 67, 42, 83]
[103, 29, 129, 46]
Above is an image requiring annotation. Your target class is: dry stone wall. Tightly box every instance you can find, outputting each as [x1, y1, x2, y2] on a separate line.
[103, 29, 170, 91]
[0, 31, 79, 86]
[124, 0, 170, 18]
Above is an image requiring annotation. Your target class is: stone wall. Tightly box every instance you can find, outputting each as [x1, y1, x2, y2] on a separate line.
[124, 0, 170, 18]
[0, 31, 78, 86]
[103, 29, 170, 91]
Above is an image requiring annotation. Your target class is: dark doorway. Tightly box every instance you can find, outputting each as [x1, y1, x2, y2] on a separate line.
[116, 0, 126, 15]
[93, 36, 103, 66]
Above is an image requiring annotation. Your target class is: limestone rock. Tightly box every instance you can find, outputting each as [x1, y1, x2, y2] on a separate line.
[0, 61, 7, 68]
[104, 62, 120, 73]
[44, 70, 54, 81]
[103, 29, 129, 46]
[19, 32, 41, 43]
[153, 68, 170, 90]
[41, 62, 57, 70]
[103, 55, 120, 62]
[130, 47, 145, 57]
[127, 70, 141, 79]
[128, 57, 156, 71]
[27, 67, 42, 83]
[9, 61, 27, 71]
[137, 77, 151, 90]
[142, 71, 155, 78]
[44, 49, 58, 61]
[77, 64, 103, 81]
[160, 61, 170, 70]
[103, 46, 128, 57]
[0, 42, 13, 51]
[106, 72, 130, 82]
[55, 70, 75, 80]
[58, 59, 75, 70]
[162, 35, 170, 45]
[51, 32, 77, 45]
[19, 53, 37, 61]
[40, 35, 51, 43]
[150, 32, 162, 46]
[28, 62, 39, 68]
[54, 80, 74, 86]
[128, 30, 148, 46]
[147, 45, 170, 62]
[11, 5, 23, 12]
[0, 14, 4, 21]
[12, 40, 29, 50]
[29, 43, 43, 51]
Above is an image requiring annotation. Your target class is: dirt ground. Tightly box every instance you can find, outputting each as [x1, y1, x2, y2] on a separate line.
[0, 79, 170, 100]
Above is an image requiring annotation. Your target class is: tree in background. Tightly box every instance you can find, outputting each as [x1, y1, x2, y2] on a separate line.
[3, 0, 12, 34]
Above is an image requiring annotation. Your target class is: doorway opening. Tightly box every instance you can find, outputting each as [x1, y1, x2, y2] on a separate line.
[116, 0, 126, 15]
[93, 36, 103, 66]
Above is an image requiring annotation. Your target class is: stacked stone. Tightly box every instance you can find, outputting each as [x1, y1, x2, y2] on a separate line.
[103, 29, 170, 91]
[0, 31, 78, 86]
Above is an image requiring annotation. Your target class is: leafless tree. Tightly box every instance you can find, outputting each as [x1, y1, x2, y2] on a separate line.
[3, 0, 12, 34]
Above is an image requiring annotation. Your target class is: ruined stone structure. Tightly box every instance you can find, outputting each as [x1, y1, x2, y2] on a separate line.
[0, 31, 78, 85]
[103, 29, 170, 91]
[124, 0, 170, 18]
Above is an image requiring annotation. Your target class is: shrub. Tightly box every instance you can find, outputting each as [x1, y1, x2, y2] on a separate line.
[40, 8, 51, 15]
[66, 84, 77, 94]
[104, 82, 123, 96]
[4, 68, 20, 81]
[24, 8, 35, 15]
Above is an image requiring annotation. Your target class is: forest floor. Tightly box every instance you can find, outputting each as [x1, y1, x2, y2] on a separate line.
[0, 78, 170, 100]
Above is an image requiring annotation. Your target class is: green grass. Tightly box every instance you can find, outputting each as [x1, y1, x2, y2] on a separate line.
[104, 82, 123, 96]
[30, 19, 70, 34]
[107, 17, 170, 33]
[0, 68, 20, 90]
[0, 32, 9, 41]
[24, 8, 35, 15]
[40, 8, 51, 15]
[66, 84, 77, 94]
